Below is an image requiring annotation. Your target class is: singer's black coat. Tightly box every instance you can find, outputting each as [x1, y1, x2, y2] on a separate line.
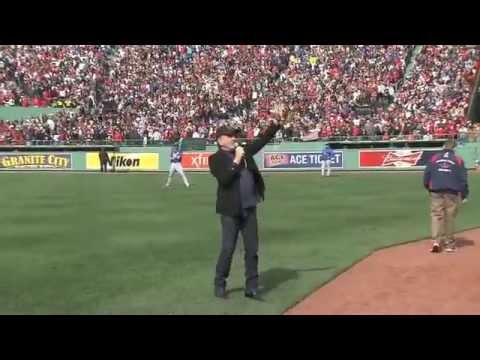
[209, 124, 280, 217]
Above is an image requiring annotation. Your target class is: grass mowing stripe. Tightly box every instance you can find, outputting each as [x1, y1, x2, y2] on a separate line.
[0, 172, 478, 314]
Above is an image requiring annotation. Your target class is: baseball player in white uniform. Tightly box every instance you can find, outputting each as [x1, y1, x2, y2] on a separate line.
[165, 143, 190, 188]
[321, 144, 335, 177]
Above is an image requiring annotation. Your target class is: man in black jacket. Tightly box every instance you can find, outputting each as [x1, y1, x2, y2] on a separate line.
[209, 107, 285, 300]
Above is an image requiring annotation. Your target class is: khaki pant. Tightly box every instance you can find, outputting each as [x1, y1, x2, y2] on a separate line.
[430, 192, 461, 246]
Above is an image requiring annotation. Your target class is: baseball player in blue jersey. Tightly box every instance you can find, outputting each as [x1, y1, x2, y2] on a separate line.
[423, 139, 469, 253]
[165, 142, 190, 188]
[320, 144, 335, 176]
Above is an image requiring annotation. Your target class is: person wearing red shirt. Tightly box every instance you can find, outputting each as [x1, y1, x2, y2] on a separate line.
[59, 129, 69, 143]
[434, 126, 447, 139]
[330, 66, 340, 79]
[426, 121, 434, 134]
[112, 129, 124, 143]
[164, 128, 173, 142]
[42, 89, 51, 100]
[352, 126, 362, 137]
[13, 130, 25, 145]
[39, 98, 48, 107]
[247, 127, 254, 140]
[320, 126, 333, 138]
[447, 122, 457, 137]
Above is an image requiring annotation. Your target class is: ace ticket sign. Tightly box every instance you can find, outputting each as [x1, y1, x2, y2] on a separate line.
[263, 151, 343, 170]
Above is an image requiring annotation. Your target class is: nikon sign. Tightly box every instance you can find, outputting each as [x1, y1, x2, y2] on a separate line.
[86, 152, 159, 171]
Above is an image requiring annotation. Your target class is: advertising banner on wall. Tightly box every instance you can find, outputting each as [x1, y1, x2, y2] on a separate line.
[181, 152, 213, 170]
[359, 149, 443, 168]
[0, 153, 72, 170]
[263, 151, 344, 170]
[86, 153, 159, 171]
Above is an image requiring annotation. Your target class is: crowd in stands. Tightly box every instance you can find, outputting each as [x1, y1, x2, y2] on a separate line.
[0, 45, 479, 145]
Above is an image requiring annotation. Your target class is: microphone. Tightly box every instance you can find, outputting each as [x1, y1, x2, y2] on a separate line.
[233, 142, 248, 167]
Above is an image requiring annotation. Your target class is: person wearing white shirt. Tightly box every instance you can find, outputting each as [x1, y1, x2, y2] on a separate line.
[275, 129, 283, 141]
[459, 126, 468, 141]
[47, 118, 55, 132]
[377, 84, 385, 95]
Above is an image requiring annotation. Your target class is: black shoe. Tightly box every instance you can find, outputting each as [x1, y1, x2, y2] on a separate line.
[245, 289, 261, 300]
[214, 286, 227, 299]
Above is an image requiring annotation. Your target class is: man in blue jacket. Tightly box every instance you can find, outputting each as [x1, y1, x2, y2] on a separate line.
[423, 139, 469, 253]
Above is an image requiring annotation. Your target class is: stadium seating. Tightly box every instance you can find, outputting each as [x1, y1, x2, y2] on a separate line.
[0, 45, 478, 145]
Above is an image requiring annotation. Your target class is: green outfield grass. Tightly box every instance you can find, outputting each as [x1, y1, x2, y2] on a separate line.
[0, 171, 478, 315]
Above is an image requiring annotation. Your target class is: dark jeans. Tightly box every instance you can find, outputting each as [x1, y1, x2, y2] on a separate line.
[214, 207, 259, 291]
[100, 161, 107, 172]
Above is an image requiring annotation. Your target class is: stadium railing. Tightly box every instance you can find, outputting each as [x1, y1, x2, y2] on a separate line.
[0, 133, 477, 147]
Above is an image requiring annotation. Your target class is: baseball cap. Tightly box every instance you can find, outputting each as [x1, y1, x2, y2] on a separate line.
[215, 126, 238, 139]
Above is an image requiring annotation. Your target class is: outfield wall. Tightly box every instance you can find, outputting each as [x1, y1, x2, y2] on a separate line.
[0, 142, 478, 171]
